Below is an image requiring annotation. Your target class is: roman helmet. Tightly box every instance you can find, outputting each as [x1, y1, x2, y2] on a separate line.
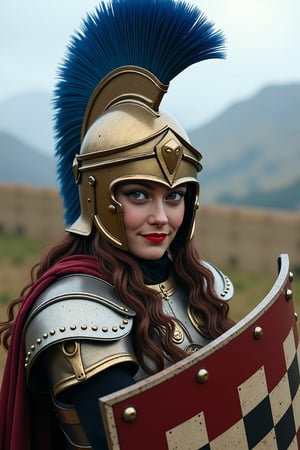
[54, 0, 225, 250]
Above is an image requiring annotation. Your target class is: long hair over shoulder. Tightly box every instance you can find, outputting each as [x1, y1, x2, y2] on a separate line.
[0, 228, 234, 374]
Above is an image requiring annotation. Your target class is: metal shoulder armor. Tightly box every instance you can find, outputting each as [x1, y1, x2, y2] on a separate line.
[203, 261, 234, 301]
[23, 273, 138, 397]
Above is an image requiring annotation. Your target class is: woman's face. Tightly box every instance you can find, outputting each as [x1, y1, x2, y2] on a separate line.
[115, 181, 186, 260]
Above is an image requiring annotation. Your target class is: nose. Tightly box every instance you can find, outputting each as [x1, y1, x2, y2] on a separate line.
[148, 199, 168, 226]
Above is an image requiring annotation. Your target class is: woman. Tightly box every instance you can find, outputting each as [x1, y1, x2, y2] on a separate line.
[0, 1, 234, 449]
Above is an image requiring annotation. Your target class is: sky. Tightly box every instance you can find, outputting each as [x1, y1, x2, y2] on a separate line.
[1, 0, 300, 129]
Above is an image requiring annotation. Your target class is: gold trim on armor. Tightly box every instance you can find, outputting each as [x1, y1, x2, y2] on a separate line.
[53, 353, 137, 398]
[61, 341, 86, 382]
[146, 273, 176, 299]
[171, 322, 185, 344]
[54, 398, 91, 449]
[147, 275, 185, 344]
[148, 274, 212, 342]
[187, 305, 211, 339]
[81, 66, 169, 140]
[56, 404, 81, 425]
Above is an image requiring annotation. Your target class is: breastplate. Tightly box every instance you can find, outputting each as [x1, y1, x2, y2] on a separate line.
[134, 275, 211, 381]
[157, 275, 211, 351]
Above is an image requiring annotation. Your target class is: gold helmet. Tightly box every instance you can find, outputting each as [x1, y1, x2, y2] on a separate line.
[54, 0, 225, 250]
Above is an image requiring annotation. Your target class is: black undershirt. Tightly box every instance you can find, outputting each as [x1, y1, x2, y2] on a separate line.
[71, 365, 135, 450]
[70, 254, 171, 449]
[135, 252, 171, 284]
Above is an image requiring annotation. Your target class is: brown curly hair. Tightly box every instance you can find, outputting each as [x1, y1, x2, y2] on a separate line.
[0, 228, 234, 374]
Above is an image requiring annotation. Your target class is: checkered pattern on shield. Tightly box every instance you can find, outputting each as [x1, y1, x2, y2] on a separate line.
[99, 254, 300, 450]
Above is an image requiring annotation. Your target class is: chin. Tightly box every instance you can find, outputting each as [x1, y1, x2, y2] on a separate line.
[132, 248, 166, 260]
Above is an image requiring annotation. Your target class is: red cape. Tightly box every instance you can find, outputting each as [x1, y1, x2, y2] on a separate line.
[0, 254, 106, 450]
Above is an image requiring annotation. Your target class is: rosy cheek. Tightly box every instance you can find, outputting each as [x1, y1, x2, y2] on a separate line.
[122, 208, 140, 229]
[173, 206, 185, 229]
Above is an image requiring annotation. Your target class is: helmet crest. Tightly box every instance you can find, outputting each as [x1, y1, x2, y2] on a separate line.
[53, 0, 225, 227]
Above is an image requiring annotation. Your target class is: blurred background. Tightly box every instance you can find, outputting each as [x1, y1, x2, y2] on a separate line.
[1, 0, 300, 378]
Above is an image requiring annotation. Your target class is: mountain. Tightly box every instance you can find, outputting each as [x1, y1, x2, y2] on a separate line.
[188, 83, 300, 206]
[0, 131, 57, 187]
[0, 83, 299, 210]
[218, 177, 300, 211]
[0, 91, 54, 155]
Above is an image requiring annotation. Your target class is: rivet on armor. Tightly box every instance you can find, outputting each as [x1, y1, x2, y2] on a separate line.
[43, 333, 48, 339]
[36, 338, 42, 344]
[286, 288, 293, 301]
[123, 319, 129, 325]
[81, 324, 87, 330]
[120, 324, 125, 330]
[70, 324, 77, 331]
[186, 345, 201, 355]
[27, 351, 31, 357]
[25, 357, 29, 363]
[30, 345, 35, 351]
[220, 293, 225, 297]
[124, 308, 129, 312]
[59, 326, 66, 332]
[92, 325, 98, 331]
[253, 326, 263, 340]
[289, 271, 294, 283]
[88, 176, 96, 186]
[196, 368, 209, 384]
[108, 204, 116, 213]
[50, 329, 56, 336]
[295, 312, 298, 322]
[112, 326, 118, 332]
[122, 406, 137, 423]
[24, 363, 28, 368]
[102, 327, 108, 332]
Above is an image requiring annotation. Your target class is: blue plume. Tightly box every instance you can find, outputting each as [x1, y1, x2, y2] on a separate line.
[54, 0, 225, 226]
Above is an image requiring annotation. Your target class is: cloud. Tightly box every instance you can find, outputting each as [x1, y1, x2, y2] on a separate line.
[1, 0, 299, 128]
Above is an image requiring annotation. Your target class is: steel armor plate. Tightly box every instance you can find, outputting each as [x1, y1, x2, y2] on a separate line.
[99, 254, 299, 450]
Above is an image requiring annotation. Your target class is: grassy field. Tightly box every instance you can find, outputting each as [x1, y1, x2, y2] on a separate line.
[0, 234, 299, 381]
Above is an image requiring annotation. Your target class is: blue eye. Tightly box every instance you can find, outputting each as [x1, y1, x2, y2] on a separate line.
[167, 191, 185, 201]
[127, 190, 147, 200]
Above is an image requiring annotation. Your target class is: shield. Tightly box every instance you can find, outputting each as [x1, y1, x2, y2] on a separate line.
[99, 254, 299, 449]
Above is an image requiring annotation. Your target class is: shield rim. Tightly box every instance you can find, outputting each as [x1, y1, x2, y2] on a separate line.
[99, 253, 292, 447]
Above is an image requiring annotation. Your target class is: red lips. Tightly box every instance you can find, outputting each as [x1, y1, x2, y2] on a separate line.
[142, 233, 168, 243]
